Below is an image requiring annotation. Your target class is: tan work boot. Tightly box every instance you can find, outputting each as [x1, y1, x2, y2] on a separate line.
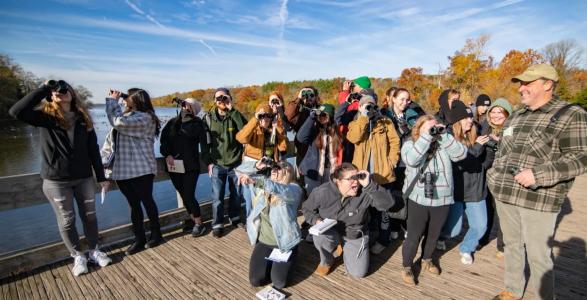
[492, 290, 521, 300]
[314, 264, 332, 277]
[422, 259, 440, 275]
[400, 267, 416, 285]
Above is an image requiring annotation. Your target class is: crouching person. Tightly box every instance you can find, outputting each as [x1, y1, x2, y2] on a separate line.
[301, 163, 394, 278]
[239, 161, 303, 289]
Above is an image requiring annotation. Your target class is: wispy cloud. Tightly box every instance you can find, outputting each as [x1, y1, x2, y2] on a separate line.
[124, 0, 166, 28]
[277, 0, 289, 58]
[199, 39, 217, 55]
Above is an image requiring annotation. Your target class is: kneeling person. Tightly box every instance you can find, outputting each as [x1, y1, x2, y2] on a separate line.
[302, 163, 394, 278]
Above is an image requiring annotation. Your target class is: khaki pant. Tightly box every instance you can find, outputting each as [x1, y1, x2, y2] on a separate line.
[495, 200, 558, 300]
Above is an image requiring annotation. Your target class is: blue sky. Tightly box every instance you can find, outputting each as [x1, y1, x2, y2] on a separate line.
[0, 0, 585, 102]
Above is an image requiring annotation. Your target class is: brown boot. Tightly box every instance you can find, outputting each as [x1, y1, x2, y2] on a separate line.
[492, 290, 521, 300]
[400, 267, 416, 285]
[333, 244, 343, 257]
[422, 259, 440, 275]
[314, 264, 331, 277]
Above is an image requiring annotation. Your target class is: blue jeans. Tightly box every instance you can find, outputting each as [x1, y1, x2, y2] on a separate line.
[241, 183, 253, 218]
[210, 164, 242, 229]
[442, 200, 487, 254]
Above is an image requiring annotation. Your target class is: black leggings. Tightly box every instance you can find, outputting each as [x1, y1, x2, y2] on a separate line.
[169, 171, 201, 218]
[117, 174, 161, 241]
[402, 200, 449, 267]
[249, 243, 298, 289]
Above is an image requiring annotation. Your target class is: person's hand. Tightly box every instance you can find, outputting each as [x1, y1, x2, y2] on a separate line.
[225, 98, 233, 111]
[357, 170, 370, 187]
[489, 134, 500, 142]
[255, 158, 269, 170]
[420, 119, 439, 136]
[342, 80, 352, 92]
[99, 181, 111, 190]
[208, 164, 214, 177]
[165, 155, 174, 167]
[514, 168, 536, 188]
[315, 218, 323, 225]
[475, 135, 490, 145]
[238, 174, 255, 186]
[108, 89, 122, 100]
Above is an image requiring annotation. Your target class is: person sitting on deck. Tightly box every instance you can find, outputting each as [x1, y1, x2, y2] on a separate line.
[9, 80, 112, 276]
[237, 161, 303, 289]
[301, 163, 394, 278]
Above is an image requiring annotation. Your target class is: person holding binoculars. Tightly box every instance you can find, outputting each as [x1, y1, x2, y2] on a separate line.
[237, 161, 303, 289]
[435, 89, 461, 126]
[102, 88, 163, 255]
[160, 98, 209, 237]
[400, 115, 467, 285]
[301, 163, 394, 278]
[346, 94, 401, 254]
[296, 104, 341, 194]
[267, 91, 291, 132]
[437, 100, 494, 265]
[284, 86, 320, 169]
[9, 80, 112, 276]
[236, 104, 288, 218]
[202, 88, 248, 238]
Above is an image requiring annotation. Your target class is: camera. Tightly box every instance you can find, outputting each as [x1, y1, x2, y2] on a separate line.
[429, 126, 446, 136]
[485, 138, 498, 151]
[420, 172, 436, 198]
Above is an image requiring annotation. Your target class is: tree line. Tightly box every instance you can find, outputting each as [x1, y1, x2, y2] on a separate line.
[154, 35, 586, 117]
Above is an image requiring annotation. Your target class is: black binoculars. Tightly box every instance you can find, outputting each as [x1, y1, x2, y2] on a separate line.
[270, 99, 281, 105]
[171, 97, 187, 107]
[257, 113, 275, 120]
[350, 173, 367, 181]
[215, 95, 229, 102]
[348, 92, 362, 102]
[44, 80, 69, 102]
[301, 90, 315, 99]
[429, 126, 446, 136]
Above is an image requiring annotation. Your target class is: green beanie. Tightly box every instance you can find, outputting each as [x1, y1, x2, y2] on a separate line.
[318, 104, 335, 117]
[488, 98, 513, 115]
[353, 76, 371, 89]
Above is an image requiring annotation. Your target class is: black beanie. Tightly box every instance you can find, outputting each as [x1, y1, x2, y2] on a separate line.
[475, 94, 491, 107]
[449, 100, 473, 123]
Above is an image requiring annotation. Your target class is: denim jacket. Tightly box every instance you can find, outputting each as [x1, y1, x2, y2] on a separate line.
[246, 178, 303, 251]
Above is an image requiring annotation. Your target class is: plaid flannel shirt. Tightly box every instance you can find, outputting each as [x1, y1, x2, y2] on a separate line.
[487, 97, 587, 212]
[103, 98, 158, 180]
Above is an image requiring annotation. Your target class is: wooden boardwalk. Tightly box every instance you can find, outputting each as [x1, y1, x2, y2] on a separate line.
[2, 175, 587, 300]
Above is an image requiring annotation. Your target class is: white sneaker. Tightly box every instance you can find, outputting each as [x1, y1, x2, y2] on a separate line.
[72, 255, 88, 276]
[370, 242, 386, 254]
[436, 240, 447, 251]
[390, 231, 399, 240]
[460, 252, 473, 265]
[89, 249, 112, 267]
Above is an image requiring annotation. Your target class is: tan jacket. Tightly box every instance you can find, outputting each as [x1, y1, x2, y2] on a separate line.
[236, 117, 288, 161]
[347, 115, 401, 184]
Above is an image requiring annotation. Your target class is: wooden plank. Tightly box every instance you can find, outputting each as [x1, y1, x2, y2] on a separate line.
[37, 266, 64, 300]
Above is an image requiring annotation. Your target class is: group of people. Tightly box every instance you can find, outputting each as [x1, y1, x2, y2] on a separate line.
[9, 63, 586, 300]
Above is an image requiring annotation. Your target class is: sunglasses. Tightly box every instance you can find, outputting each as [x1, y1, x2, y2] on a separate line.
[258, 113, 275, 120]
[215, 95, 229, 102]
[341, 173, 366, 181]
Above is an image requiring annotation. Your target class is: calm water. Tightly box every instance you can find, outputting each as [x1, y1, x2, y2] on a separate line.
[0, 106, 213, 253]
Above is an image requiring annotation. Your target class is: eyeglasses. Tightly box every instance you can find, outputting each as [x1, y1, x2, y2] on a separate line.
[341, 173, 366, 181]
[215, 95, 229, 102]
[258, 113, 275, 120]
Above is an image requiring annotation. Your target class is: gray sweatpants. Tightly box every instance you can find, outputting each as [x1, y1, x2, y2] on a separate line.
[313, 228, 370, 278]
[42, 177, 99, 256]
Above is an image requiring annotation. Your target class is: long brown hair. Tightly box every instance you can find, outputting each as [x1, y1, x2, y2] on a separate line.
[452, 120, 477, 147]
[314, 123, 341, 152]
[42, 84, 93, 131]
[411, 115, 435, 141]
[124, 88, 161, 136]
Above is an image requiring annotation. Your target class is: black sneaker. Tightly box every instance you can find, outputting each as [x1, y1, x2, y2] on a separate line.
[145, 234, 165, 249]
[212, 228, 223, 238]
[125, 241, 146, 256]
[191, 223, 208, 237]
[182, 219, 195, 232]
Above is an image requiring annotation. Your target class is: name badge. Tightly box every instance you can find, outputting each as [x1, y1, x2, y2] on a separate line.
[503, 126, 513, 137]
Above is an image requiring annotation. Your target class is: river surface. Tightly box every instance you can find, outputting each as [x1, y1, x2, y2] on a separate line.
[0, 106, 288, 254]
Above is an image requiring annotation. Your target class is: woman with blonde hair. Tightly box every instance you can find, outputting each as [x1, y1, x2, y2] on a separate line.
[438, 100, 493, 265]
[9, 80, 112, 276]
[400, 114, 467, 285]
[238, 161, 303, 289]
